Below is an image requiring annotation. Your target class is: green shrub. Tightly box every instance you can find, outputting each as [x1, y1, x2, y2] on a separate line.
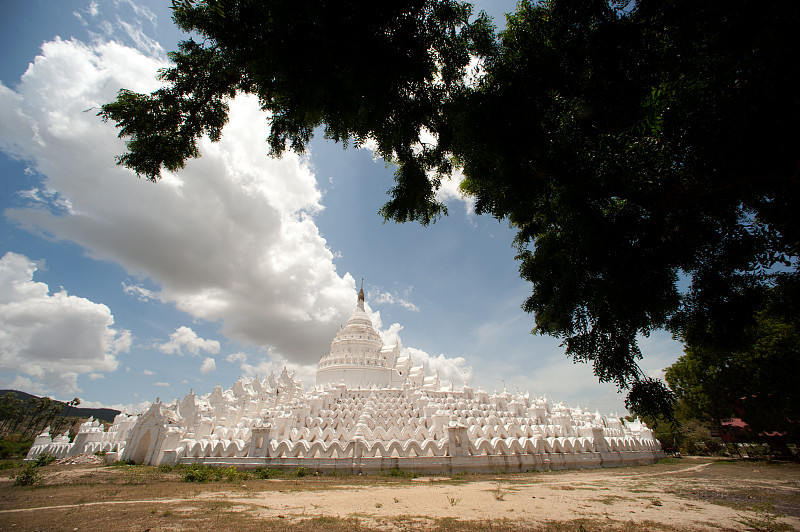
[221, 465, 248, 482]
[180, 464, 252, 482]
[34, 453, 56, 466]
[253, 466, 276, 479]
[13, 463, 41, 486]
[295, 466, 309, 477]
[181, 464, 218, 482]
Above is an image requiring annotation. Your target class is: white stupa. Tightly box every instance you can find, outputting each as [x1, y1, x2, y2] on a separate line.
[27, 290, 664, 472]
[316, 286, 408, 388]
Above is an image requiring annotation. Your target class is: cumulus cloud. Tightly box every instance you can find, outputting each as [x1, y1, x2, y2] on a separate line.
[0, 252, 130, 394]
[226, 352, 248, 364]
[402, 346, 473, 386]
[80, 397, 152, 415]
[362, 302, 470, 386]
[200, 357, 216, 375]
[142, 369, 155, 375]
[158, 326, 220, 356]
[0, 37, 355, 365]
[435, 168, 476, 218]
[217, 299, 474, 392]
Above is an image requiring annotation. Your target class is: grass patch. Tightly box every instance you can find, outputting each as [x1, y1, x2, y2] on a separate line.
[0, 459, 24, 470]
[594, 495, 633, 506]
[381, 467, 416, 479]
[253, 465, 281, 479]
[738, 503, 793, 532]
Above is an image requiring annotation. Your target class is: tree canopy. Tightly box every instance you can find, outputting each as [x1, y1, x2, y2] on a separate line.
[666, 277, 800, 441]
[100, 0, 800, 418]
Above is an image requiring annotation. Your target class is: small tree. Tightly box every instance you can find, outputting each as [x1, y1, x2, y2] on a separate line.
[52, 398, 80, 436]
[0, 393, 24, 437]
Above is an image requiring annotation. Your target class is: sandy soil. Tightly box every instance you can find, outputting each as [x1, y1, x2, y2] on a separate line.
[204, 461, 798, 530]
[1, 457, 798, 531]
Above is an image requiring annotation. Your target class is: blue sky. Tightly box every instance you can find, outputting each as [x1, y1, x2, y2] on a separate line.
[0, 0, 684, 415]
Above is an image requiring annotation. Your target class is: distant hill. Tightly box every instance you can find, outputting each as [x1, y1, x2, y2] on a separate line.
[0, 390, 121, 423]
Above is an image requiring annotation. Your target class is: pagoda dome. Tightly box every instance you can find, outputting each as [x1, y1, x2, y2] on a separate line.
[319, 289, 382, 367]
[316, 286, 403, 388]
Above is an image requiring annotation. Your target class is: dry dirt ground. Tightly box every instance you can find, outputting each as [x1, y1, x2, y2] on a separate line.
[1, 457, 798, 531]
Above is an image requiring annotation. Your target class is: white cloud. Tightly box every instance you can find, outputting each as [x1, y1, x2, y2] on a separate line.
[115, 16, 163, 58]
[0, 252, 130, 394]
[118, 0, 157, 26]
[226, 351, 248, 363]
[200, 357, 216, 375]
[121, 282, 155, 302]
[369, 288, 420, 312]
[402, 346, 473, 386]
[80, 398, 152, 415]
[154, 381, 170, 387]
[142, 369, 155, 375]
[362, 302, 469, 386]
[6, 376, 46, 395]
[74, 11, 89, 27]
[158, 326, 220, 356]
[435, 169, 476, 218]
[0, 37, 355, 366]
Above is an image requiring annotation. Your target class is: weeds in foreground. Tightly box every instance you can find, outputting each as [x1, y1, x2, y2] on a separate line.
[179, 463, 312, 482]
[12, 452, 56, 486]
[180, 464, 239, 482]
[447, 495, 461, 506]
[13, 462, 41, 486]
[253, 466, 281, 479]
[34, 453, 56, 466]
[492, 482, 506, 501]
[384, 467, 416, 479]
[738, 503, 792, 531]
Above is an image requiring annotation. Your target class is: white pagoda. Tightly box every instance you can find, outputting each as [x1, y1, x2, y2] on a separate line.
[26, 289, 664, 472]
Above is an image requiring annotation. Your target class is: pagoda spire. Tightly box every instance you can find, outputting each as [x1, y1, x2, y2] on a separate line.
[357, 277, 365, 308]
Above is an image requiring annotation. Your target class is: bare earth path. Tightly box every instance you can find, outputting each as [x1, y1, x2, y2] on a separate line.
[1, 457, 798, 531]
